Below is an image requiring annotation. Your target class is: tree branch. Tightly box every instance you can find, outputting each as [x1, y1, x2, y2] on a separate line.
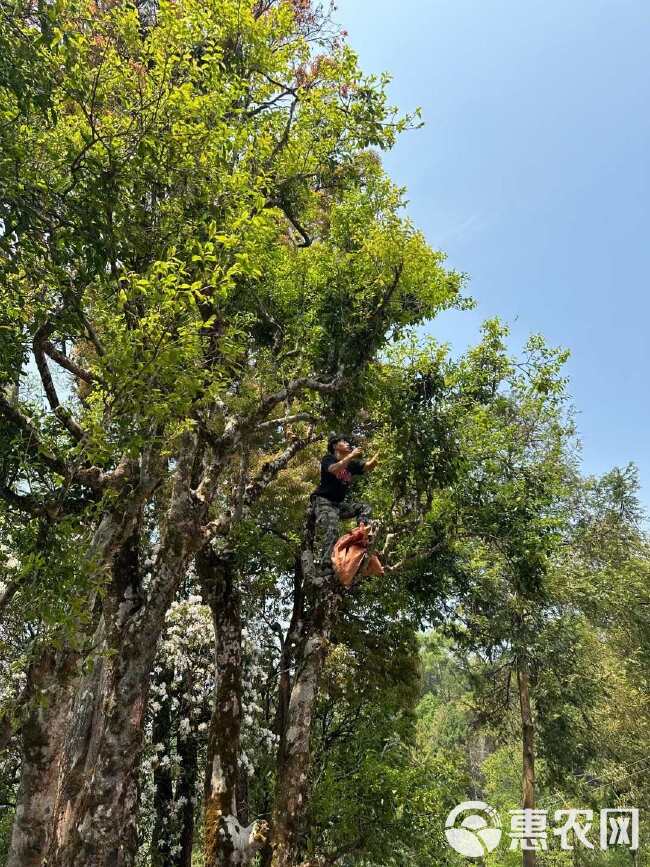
[0, 393, 67, 477]
[0, 393, 134, 497]
[42, 340, 98, 385]
[255, 412, 316, 431]
[0, 574, 28, 619]
[73, 456, 135, 492]
[266, 197, 312, 247]
[0, 484, 49, 519]
[244, 88, 296, 119]
[83, 315, 106, 357]
[256, 366, 345, 419]
[385, 540, 445, 572]
[201, 430, 317, 541]
[267, 97, 297, 166]
[206, 366, 344, 460]
[33, 326, 84, 441]
[243, 430, 317, 508]
[373, 262, 404, 320]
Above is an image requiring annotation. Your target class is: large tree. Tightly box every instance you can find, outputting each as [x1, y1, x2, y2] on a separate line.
[0, 1, 461, 864]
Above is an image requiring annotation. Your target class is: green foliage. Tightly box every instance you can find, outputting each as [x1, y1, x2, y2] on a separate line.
[0, 0, 462, 626]
[305, 623, 469, 866]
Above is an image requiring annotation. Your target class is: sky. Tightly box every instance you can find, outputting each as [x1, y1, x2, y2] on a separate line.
[335, 0, 650, 509]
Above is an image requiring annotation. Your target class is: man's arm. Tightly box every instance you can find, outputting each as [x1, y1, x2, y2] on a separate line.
[362, 452, 380, 472]
[328, 447, 363, 474]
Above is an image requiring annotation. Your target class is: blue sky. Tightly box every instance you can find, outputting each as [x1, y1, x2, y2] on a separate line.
[336, 0, 650, 508]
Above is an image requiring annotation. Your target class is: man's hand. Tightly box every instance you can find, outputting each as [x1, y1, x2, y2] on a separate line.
[364, 452, 380, 472]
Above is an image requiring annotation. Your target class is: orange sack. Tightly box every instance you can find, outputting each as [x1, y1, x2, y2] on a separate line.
[331, 524, 384, 588]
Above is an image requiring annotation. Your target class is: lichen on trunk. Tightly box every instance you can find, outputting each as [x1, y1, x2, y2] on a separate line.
[198, 547, 269, 866]
[45, 449, 207, 867]
[7, 648, 78, 867]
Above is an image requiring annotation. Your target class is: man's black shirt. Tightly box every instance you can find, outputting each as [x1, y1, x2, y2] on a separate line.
[313, 454, 364, 504]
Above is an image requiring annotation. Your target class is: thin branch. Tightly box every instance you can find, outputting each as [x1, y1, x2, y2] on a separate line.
[201, 430, 317, 541]
[267, 97, 297, 166]
[266, 198, 312, 247]
[33, 327, 84, 441]
[0, 393, 133, 495]
[206, 366, 344, 459]
[372, 262, 404, 320]
[259, 524, 294, 546]
[256, 412, 316, 431]
[231, 446, 250, 525]
[244, 88, 296, 119]
[42, 340, 98, 385]
[385, 540, 445, 572]
[243, 430, 317, 508]
[0, 575, 28, 619]
[256, 366, 345, 419]
[83, 315, 106, 357]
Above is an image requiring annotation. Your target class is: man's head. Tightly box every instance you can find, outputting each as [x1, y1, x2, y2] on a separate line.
[328, 433, 353, 458]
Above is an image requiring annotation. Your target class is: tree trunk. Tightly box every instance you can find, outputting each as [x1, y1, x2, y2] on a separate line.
[46, 463, 203, 867]
[517, 662, 536, 867]
[275, 557, 305, 745]
[198, 547, 269, 867]
[7, 507, 133, 867]
[270, 541, 344, 867]
[45, 523, 149, 867]
[175, 687, 199, 867]
[7, 648, 78, 867]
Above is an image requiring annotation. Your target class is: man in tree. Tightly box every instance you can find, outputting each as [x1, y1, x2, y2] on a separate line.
[309, 434, 379, 580]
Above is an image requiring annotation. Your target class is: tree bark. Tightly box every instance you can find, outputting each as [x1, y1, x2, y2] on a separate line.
[7, 648, 78, 867]
[517, 662, 536, 867]
[175, 683, 199, 867]
[198, 547, 269, 867]
[45, 523, 148, 867]
[270, 540, 344, 867]
[7, 507, 134, 867]
[46, 444, 205, 867]
[275, 556, 305, 745]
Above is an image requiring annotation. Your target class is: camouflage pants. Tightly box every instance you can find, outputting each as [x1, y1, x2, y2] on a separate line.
[309, 494, 372, 580]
